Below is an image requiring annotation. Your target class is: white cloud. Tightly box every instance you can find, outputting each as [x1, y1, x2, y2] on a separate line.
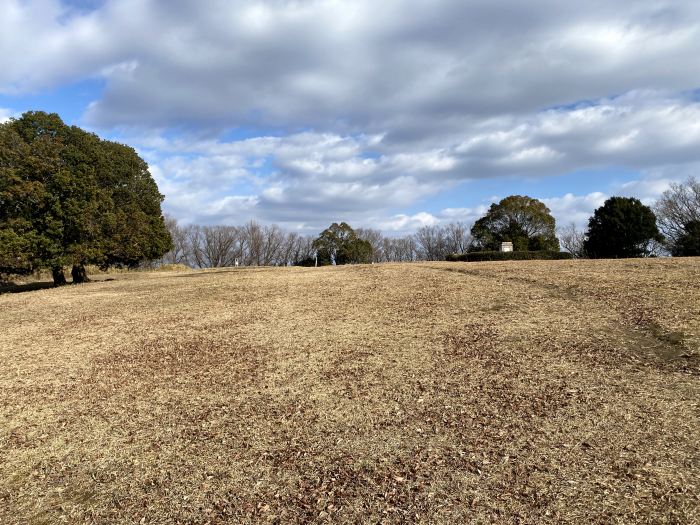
[1, 1, 699, 130]
[377, 212, 439, 233]
[543, 192, 609, 229]
[0, 107, 12, 123]
[127, 91, 700, 229]
[439, 205, 493, 224]
[3, 1, 700, 232]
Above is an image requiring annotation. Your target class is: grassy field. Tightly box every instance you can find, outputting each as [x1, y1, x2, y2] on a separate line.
[1, 259, 699, 524]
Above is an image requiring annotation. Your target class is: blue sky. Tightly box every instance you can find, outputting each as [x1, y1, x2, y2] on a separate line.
[2, 0, 700, 234]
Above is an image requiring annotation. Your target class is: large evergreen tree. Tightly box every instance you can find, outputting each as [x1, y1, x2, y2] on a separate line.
[583, 197, 662, 258]
[96, 140, 173, 270]
[470, 195, 559, 251]
[0, 123, 38, 276]
[312, 222, 373, 265]
[0, 111, 172, 284]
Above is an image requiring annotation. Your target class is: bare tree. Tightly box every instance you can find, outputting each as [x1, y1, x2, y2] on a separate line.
[277, 233, 315, 266]
[185, 225, 206, 268]
[162, 216, 190, 265]
[396, 236, 418, 261]
[380, 236, 419, 262]
[558, 222, 586, 258]
[356, 228, 385, 262]
[414, 225, 447, 261]
[443, 222, 472, 255]
[292, 235, 316, 264]
[278, 232, 299, 266]
[200, 226, 241, 267]
[259, 224, 286, 265]
[654, 176, 700, 251]
[241, 221, 264, 265]
[381, 237, 395, 262]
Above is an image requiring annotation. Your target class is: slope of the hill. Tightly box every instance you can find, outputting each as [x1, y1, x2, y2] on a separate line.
[1, 259, 698, 523]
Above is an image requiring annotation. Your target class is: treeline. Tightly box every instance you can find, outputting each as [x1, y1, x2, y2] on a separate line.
[161, 220, 473, 267]
[559, 178, 700, 258]
[162, 177, 700, 269]
[163, 220, 315, 267]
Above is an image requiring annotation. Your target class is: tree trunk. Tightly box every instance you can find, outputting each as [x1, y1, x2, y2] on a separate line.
[71, 264, 90, 284]
[52, 266, 67, 286]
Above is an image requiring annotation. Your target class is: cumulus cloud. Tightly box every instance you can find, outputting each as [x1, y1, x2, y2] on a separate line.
[376, 213, 440, 233]
[0, 107, 12, 123]
[542, 192, 609, 229]
[127, 92, 700, 229]
[83, 2, 700, 134]
[1, 1, 699, 130]
[2, 1, 700, 231]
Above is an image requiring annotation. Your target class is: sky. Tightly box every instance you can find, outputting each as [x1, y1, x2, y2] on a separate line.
[1, 0, 700, 235]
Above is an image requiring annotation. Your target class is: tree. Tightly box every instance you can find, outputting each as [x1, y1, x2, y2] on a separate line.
[338, 236, 372, 265]
[200, 226, 241, 267]
[654, 177, 700, 254]
[356, 228, 384, 262]
[583, 197, 662, 258]
[162, 216, 190, 265]
[558, 222, 586, 258]
[2, 112, 107, 283]
[0, 111, 171, 284]
[470, 195, 559, 251]
[672, 220, 700, 256]
[443, 222, 472, 255]
[415, 225, 447, 260]
[382, 236, 417, 262]
[0, 123, 38, 277]
[96, 140, 172, 273]
[312, 222, 372, 265]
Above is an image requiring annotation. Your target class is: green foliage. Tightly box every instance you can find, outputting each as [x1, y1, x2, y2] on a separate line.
[470, 195, 560, 252]
[97, 141, 173, 268]
[583, 197, 662, 259]
[294, 256, 317, 267]
[672, 220, 700, 256]
[0, 228, 36, 275]
[446, 250, 573, 262]
[312, 222, 373, 265]
[0, 111, 172, 282]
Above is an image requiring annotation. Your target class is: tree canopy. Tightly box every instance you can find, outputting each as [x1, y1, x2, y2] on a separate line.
[583, 197, 662, 259]
[312, 222, 372, 265]
[671, 220, 700, 257]
[0, 111, 171, 284]
[470, 195, 559, 251]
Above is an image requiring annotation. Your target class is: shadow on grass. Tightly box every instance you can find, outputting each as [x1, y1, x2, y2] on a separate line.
[0, 277, 118, 295]
[0, 281, 57, 295]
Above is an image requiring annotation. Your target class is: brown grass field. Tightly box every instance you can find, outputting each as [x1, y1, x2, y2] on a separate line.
[1, 259, 699, 524]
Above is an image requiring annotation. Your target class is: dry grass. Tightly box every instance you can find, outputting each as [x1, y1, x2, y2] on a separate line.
[1, 259, 699, 524]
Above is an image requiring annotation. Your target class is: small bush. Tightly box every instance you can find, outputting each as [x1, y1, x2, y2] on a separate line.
[446, 250, 573, 262]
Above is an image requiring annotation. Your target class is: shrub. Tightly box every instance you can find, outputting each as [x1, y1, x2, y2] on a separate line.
[446, 250, 573, 262]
